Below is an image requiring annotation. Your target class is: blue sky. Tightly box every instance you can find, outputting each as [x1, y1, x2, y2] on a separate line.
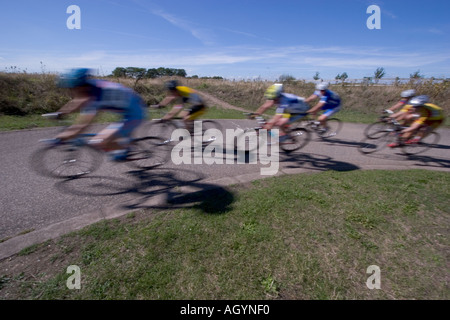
[0, 0, 449, 80]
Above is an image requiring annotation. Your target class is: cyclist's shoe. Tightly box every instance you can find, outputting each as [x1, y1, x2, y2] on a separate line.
[405, 138, 420, 145]
[318, 127, 329, 134]
[109, 149, 129, 162]
[388, 141, 405, 148]
[41, 138, 63, 146]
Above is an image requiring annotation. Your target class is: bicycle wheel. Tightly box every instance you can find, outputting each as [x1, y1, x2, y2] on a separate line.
[280, 128, 311, 152]
[142, 120, 178, 144]
[357, 131, 397, 154]
[30, 142, 103, 179]
[401, 132, 440, 155]
[193, 120, 223, 147]
[235, 128, 260, 152]
[364, 121, 395, 139]
[126, 137, 171, 170]
[317, 118, 343, 139]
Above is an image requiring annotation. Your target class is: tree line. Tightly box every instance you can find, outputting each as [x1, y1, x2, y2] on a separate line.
[110, 67, 187, 79]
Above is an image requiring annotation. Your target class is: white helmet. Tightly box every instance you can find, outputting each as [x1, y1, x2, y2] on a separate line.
[409, 95, 429, 107]
[401, 89, 416, 98]
[315, 82, 329, 90]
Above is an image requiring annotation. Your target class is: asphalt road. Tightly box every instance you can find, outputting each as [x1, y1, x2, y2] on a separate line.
[0, 120, 449, 259]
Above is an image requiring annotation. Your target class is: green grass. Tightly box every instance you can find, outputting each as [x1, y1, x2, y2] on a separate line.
[1, 169, 448, 300]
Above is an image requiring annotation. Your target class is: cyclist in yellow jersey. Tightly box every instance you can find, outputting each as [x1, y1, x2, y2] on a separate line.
[155, 80, 207, 132]
[388, 95, 445, 148]
[387, 89, 417, 124]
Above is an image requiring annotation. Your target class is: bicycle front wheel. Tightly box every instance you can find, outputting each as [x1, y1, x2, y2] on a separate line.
[30, 143, 103, 179]
[317, 118, 343, 139]
[401, 132, 440, 155]
[126, 136, 171, 170]
[357, 131, 397, 154]
[364, 121, 395, 139]
[280, 128, 311, 152]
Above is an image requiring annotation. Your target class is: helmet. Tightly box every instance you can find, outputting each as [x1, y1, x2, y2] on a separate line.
[58, 68, 92, 88]
[315, 82, 329, 90]
[264, 83, 283, 100]
[401, 89, 416, 98]
[165, 80, 179, 91]
[409, 95, 429, 107]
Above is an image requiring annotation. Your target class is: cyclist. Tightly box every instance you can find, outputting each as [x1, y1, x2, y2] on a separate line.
[388, 95, 445, 148]
[154, 80, 207, 133]
[252, 83, 310, 142]
[305, 82, 341, 132]
[386, 89, 417, 123]
[55, 68, 147, 161]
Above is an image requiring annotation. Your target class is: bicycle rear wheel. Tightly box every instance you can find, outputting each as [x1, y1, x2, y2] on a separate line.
[317, 118, 343, 139]
[30, 143, 103, 179]
[358, 131, 397, 154]
[125, 136, 170, 170]
[401, 132, 440, 155]
[193, 120, 223, 147]
[280, 128, 311, 152]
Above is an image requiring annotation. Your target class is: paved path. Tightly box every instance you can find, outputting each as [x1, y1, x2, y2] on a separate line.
[0, 121, 449, 259]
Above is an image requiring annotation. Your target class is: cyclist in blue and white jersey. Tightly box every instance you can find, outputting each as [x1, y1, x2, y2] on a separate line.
[253, 83, 310, 142]
[305, 82, 341, 132]
[55, 68, 147, 161]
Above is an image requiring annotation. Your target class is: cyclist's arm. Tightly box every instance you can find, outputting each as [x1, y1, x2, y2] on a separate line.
[57, 97, 92, 115]
[56, 112, 97, 141]
[307, 101, 325, 114]
[388, 101, 405, 112]
[304, 94, 318, 104]
[254, 100, 275, 115]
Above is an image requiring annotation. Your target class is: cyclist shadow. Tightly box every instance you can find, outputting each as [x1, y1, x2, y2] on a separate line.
[281, 152, 360, 172]
[404, 154, 450, 169]
[55, 168, 235, 215]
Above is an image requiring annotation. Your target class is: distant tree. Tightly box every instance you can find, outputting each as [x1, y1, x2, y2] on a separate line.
[278, 74, 296, 82]
[335, 72, 348, 84]
[125, 67, 146, 79]
[374, 67, 385, 83]
[112, 67, 127, 78]
[313, 72, 320, 81]
[410, 70, 423, 79]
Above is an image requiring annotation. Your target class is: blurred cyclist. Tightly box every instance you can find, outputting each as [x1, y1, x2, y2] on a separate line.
[253, 83, 310, 142]
[154, 80, 207, 133]
[386, 89, 417, 124]
[305, 82, 341, 132]
[55, 68, 147, 161]
[388, 95, 445, 148]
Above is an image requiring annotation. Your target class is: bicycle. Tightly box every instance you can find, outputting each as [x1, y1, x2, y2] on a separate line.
[141, 105, 223, 147]
[358, 120, 440, 155]
[234, 113, 311, 153]
[363, 111, 402, 139]
[30, 113, 170, 179]
[296, 114, 343, 139]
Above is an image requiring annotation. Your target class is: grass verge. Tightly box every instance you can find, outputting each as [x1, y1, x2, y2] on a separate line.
[0, 169, 448, 300]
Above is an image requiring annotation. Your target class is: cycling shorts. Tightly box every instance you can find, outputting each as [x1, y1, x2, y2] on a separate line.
[322, 106, 341, 117]
[186, 104, 207, 120]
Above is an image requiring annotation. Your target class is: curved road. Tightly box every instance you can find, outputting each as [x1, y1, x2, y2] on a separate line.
[1, 120, 449, 259]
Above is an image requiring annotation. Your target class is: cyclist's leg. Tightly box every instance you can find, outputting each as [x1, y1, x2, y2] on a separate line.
[183, 104, 206, 133]
[319, 106, 340, 129]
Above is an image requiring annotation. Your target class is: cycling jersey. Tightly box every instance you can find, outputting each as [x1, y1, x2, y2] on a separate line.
[275, 93, 310, 114]
[81, 79, 146, 137]
[413, 103, 445, 124]
[313, 89, 341, 110]
[82, 80, 146, 119]
[174, 86, 204, 105]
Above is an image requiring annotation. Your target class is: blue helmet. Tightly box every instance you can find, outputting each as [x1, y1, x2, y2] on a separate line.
[58, 68, 92, 88]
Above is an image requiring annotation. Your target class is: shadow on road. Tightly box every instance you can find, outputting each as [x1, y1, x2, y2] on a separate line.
[281, 152, 361, 172]
[55, 168, 235, 215]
